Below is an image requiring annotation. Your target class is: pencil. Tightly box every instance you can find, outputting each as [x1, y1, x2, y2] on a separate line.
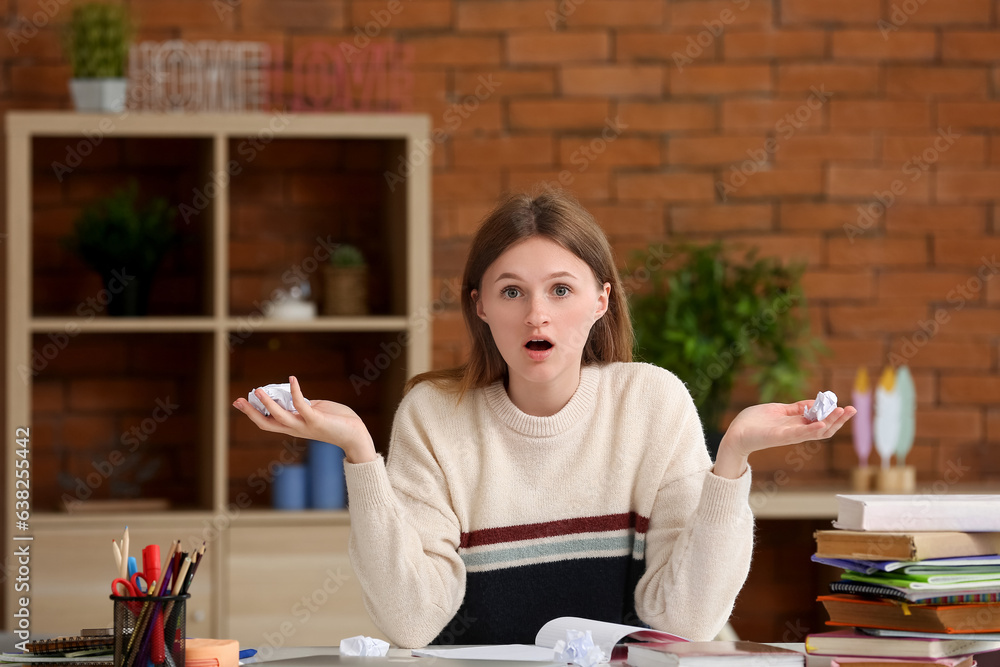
[154, 541, 179, 597]
[121, 527, 130, 579]
[112, 539, 122, 576]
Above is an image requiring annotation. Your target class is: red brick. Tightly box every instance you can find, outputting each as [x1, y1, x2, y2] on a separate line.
[933, 237, 1000, 267]
[33, 381, 65, 413]
[670, 204, 774, 233]
[893, 0, 991, 24]
[944, 309, 1000, 335]
[721, 167, 824, 200]
[507, 31, 609, 64]
[828, 237, 929, 268]
[619, 102, 716, 131]
[722, 98, 825, 131]
[565, 1, 665, 27]
[508, 99, 611, 130]
[938, 102, 1000, 130]
[992, 141, 1000, 167]
[668, 134, 771, 166]
[408, 35, 501, 66]
[617, 32, 705, 61]
[135, 0, 241, 29]
[434, 171, 503, 203]
[69, 379, 177, 411]
[724, 30, 826, 59]
[828, 166, 930, 203]
[10, 63, 71, 97]
[886, 66, 990, 96]
[351, 0, 451, 28]
[587, 204, 665, 236]
[989, 410, 1000, 441]
[882, 134, 985, 166]
[616, 173, 715, 202]
[720, 233, 824, 265]
[782, 0, 880, 24]
[830, 101, 931, 130]
[454, 69, 553, 96]
[507, 169, 610, 199]
[561, 65, 664, 96]
[831, 30, 936, 60]
[942, 32, 1000, 61]
[558, 137, 661, 168]
[0, 25, 63, 60]
[434, 100, 503, 135]
[780, 203, 874, 231]
[801, 270, 875, 299]
[915, 408, 984, 439]
[940, 375, 1000, 404]
[889, 339, 993, 371]
[936, 170, 1000, 203]
[670, 0, 773, 26]
[886, 205, 987, 236]
[670, 65, 772, 95]
[821, 338, 885, 366]
[777, 64, 879, 94]
[827, 304, 929, 334]
[456, 1, 555, 30]
[775, 134, 877, 164]
[454, 135, 554, 168]
[878, 271, 983, 300]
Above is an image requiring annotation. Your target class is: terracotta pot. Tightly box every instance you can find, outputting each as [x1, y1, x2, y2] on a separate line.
[322, 265, 369, 315]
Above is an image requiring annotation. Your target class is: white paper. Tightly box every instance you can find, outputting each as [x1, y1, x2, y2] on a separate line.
[803, 390, 837, 422]
[248, 383, 306, 416]
[339, 636, 389, 657]
[552, 630, 606, 667]
[411, 617, 687, 662]
[411, 646, 560, 662]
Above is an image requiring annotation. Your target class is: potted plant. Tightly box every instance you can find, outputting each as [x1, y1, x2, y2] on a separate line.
[64, 2, 131, 112]
[625, 241, 826, 458]
[62, 181, 178, 316]
[322, 244, 369, 316]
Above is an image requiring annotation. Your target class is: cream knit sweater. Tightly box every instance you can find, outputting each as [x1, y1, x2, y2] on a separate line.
[344, 362, 754, 648]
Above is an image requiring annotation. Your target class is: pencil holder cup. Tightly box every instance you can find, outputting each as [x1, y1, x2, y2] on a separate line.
[112, 594, 188, 667]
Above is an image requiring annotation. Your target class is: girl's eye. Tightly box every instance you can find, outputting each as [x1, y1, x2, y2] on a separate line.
[554, 285, 570, 297]
[501, 287, 521, 299]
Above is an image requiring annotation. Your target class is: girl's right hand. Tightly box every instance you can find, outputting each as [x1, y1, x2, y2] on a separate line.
[232, 375, 378, 463]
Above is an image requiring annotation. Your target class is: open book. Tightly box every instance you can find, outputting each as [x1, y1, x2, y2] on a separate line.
[412, 616, 688, 661]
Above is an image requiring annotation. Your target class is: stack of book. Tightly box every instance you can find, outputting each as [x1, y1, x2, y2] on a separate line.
[806, 494, 1000, 667]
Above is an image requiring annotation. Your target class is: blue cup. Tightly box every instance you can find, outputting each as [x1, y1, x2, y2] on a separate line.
[309, 440, 347, 509]
[272, 463, 308, 510]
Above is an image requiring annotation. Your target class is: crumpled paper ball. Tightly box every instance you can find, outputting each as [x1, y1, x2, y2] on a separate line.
[339, 635, 390, 656]
[552, 629, 607, 667]
[804, 390, 838, 422]
[248, 383, 305, 416]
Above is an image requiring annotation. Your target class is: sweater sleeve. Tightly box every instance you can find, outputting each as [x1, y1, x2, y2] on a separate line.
[633, 387, 755, 641]
[343, 391, 466, 648]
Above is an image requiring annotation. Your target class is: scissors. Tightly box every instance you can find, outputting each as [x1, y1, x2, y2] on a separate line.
[111, 572, 152, 597]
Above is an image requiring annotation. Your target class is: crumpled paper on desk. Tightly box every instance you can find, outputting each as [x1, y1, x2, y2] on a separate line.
[803, 390, 838, 422]
[248, 383, 307, 416]
[339, 636, 390, 657]
[552, 629, 607, 667]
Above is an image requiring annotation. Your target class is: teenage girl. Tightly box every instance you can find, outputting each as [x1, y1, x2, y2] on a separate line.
[233, 189, 856, 648]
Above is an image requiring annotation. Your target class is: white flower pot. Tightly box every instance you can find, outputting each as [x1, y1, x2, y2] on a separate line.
[69, 78, 128, 112]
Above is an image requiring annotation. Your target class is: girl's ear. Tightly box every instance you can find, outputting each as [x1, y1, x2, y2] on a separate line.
[472, 289, 488, 322]
[595, 282, 611, 321]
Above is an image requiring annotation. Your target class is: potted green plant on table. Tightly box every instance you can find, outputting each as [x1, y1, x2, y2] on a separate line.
[625, 241, 825, 459]
[62, 181, 178, 316]
[322, 244, 369, 316]
[64, 2, 131, 112]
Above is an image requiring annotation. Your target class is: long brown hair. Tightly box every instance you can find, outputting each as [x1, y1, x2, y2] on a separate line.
[405, 187, 633, 400]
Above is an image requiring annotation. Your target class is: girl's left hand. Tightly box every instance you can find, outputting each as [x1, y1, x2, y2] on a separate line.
[712, 400, 857, 478]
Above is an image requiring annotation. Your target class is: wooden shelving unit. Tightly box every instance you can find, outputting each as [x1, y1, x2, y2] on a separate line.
[4, 111, 431, 643]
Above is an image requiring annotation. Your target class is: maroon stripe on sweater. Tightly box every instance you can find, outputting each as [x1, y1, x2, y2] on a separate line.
[459, 511, 650, 548]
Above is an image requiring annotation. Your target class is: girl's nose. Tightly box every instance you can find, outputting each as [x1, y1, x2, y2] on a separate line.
[525, 295, 550, 327]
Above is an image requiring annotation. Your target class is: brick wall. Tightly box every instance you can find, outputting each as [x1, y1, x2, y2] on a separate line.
[2, 0, 1000, 641]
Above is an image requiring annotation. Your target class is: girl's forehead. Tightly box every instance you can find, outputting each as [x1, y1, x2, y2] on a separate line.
[487, 237, 590, 275]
